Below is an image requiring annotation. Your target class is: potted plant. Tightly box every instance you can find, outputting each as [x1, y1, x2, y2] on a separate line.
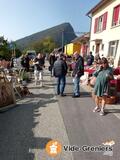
[21, 71, 28, 86]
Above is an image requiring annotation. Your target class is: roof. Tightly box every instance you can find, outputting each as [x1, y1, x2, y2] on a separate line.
[72, 32, 90, 43]
[86, 0, 111, 16]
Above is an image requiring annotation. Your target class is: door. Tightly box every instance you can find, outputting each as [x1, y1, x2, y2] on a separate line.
[96, 43, 100, 53]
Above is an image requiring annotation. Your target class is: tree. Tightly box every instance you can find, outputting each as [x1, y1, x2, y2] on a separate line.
[0, 36, 11, 60]
[0, 37, 22, 60]
[42, 37, 57, 53]
[28, 37, 57, 54]
[15, 48, 22, 58]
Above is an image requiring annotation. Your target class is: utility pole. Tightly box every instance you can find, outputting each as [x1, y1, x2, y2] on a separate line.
[62, 30, 64, 53]
[13, 45, 16, 57]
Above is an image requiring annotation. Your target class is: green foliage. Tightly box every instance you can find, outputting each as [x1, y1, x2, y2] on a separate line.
[15, 48, 22, 58]
[29, 37, 57, 54]
[22, 72, 28, 81]
[0, 37, 11, 60]
[0, 37, 22, 60]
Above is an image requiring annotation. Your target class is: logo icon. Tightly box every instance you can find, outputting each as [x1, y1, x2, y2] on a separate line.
[102, 140, 115, 156]
[102, 140, 115, 146]
[45, 140, 62, 157]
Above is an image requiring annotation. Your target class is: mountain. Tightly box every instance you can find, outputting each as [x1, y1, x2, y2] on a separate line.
[15, 23, 77, 51]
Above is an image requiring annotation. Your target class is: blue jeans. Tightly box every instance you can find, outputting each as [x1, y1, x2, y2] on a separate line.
[56, 75, 66, 95]
[73, 77, 80, 96]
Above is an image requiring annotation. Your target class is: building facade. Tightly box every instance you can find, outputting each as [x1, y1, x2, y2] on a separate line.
[87, 0, 120, 67]
[72, 32, 90, 57]
[64, 43, 81, 56]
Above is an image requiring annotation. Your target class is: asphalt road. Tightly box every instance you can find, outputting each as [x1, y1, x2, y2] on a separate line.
[57, 76, 120, 160]
[0, 71, 120, 160]
[0, 71, 73, 160]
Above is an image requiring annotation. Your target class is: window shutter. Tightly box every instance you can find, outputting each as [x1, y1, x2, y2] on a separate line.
[94, 18, 98, 33]
[102, 12, 108, 30]
[113, 5, 120, 25]
[82, 44, 86, 54]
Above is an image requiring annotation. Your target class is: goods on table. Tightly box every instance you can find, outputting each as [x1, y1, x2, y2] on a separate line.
[0, 69, 16, 108]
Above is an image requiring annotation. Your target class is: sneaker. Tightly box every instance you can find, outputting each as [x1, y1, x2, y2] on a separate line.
[99, 110, 105, 116]
[60, 94, 66, 97]
[72, 95, 80, 98]
[93, 106, 101, 113]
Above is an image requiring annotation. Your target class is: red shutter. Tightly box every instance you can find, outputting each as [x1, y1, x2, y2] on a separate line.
[81, 44, 84, 53]
[94, 18, 98, 33]
[81, 44, 87, 54]
[113, 5, 120, 25]
[83, 45, 86, 54]
[102, 12, 108, 30]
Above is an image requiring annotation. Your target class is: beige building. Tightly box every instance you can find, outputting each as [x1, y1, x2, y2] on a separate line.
[87, 0, 120, 67]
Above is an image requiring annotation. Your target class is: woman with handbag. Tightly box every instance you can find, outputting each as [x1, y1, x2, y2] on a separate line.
[92, 57, 113, 116]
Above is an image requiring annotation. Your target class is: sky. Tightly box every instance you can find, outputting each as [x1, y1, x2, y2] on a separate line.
[0, 0, 100, 41]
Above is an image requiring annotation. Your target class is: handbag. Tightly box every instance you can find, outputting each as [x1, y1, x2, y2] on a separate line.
[90, 76, 96, 87]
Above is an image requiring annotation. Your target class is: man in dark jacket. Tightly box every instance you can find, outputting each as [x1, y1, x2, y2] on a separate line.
[53, 53, 67, 96]
[49, 52, 56, 76]
[72, 52, 84, 97]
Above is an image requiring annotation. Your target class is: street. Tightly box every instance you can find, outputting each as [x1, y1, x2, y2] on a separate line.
[0, 69, 120, 160]
[58, 77, 120, 160]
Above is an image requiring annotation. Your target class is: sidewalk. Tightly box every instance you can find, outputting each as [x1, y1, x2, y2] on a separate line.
[0, 67, 73, 160]
[16, 68, 73, 160]
[1, 65, 120, 160]
[81, 83, 120, 120]
[57, 76, 120, 160]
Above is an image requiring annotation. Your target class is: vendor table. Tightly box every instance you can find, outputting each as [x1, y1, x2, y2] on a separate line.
[110, 79, 120, 92]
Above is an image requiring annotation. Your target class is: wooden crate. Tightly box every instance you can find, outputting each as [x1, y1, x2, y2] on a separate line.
[92, 93, 117, 104]
[0, 81, 16, 110]
[0, 68, 16, 108]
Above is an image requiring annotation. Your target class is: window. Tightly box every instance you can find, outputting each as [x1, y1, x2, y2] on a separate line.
[108, 40, 119, 57]
[101, 44, 104, 50]
[94, 12, 108, 33]
[92, 45, 94, 51]
[112, 4, 120, 26]
[98, 16, 103, 32]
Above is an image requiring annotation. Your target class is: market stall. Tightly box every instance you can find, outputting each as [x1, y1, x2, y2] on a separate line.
[0, 68, 16, 111]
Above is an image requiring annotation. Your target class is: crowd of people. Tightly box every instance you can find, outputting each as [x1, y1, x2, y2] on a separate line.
[49, 51, 115, 116]
[49, 51, 84, 97]
[3, 50, 115, 116]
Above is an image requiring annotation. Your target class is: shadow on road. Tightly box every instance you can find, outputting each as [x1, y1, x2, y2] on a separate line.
[0, 92, 56, 160]
[25, 93, 56, 100]
[28, 85, 54, 90]
[64, 91, 91, 98]
[105, 108, 120, 114]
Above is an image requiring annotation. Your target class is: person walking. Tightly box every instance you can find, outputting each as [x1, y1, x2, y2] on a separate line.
[10, 55, 15, 68]
[72, 52, 84, 98]
[25, 54, 30, 72]
[86, 51, 94, 66]
[92, 57, 113, 116]
[34, 53, 45, 86]
[49, 52, 56, 76]
[53, 53, 67, 96]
